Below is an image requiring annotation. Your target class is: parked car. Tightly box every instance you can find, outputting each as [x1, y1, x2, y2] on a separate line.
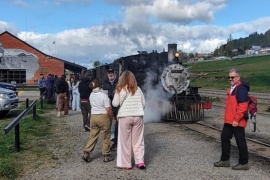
[0, 82, 17, 93]
[0, 87, 18, 117]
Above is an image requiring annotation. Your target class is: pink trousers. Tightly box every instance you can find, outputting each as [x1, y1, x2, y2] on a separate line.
[117, 116, 145, 168]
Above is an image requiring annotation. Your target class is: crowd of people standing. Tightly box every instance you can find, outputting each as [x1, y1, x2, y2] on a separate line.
[79, 69, 146, 170]
[38, 67, 252, 172]
[38, 69, 147, 170]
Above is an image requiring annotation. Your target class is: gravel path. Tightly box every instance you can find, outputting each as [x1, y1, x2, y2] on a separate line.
[20, 108, 270, 180]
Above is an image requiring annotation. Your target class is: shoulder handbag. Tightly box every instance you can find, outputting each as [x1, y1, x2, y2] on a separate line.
[120, 92, 128, 106]
[116, 92, 129, 119]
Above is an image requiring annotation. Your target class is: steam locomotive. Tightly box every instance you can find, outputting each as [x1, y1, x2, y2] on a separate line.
[87, 44, 207, 122]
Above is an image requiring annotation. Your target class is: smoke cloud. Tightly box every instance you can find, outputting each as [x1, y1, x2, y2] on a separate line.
[142, 70, 172, 123]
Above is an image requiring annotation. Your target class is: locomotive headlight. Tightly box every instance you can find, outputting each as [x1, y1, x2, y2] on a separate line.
[175, 52, 180, 58]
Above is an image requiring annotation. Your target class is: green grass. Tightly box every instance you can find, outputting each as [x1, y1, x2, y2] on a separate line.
[187, 55, 270, 92]
[17, 87, 39, 91]
[0, 101, 54, 180]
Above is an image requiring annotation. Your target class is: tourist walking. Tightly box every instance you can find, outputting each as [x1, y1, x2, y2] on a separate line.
[78, 71, 92, 131]
[56, 74, 69, 117]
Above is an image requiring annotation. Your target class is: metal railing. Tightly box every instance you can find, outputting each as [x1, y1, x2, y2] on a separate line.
[4, 92, 45, 152]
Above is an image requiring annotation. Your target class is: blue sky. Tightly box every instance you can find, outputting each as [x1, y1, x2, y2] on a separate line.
[0, 0, 270, 68]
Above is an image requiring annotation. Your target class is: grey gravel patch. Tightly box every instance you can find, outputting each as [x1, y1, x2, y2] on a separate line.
[20, 109, 270, 180]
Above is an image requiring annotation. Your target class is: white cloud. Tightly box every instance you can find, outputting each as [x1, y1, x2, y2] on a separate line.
[0, 21, 19, 34]
[109, 0, 227, 24]
[1, 0, 270, 67]
[11, 16, 268, 67]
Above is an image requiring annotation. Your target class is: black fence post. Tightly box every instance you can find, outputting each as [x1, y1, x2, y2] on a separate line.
[41, 98, 43, 109]
[26, 98, 29, 108]
[15, 124, 20, 152]
[33, 104, 36, 120]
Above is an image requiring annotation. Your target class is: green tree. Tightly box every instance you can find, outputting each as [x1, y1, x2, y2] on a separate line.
[93, 61, 101, 67]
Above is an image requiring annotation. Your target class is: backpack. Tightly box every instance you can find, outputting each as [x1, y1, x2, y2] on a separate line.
[235, 86, 258, 120]
[246, 95, 258, 118]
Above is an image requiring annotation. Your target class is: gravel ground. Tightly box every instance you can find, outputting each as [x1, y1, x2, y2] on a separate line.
[20, 107, 270, 180]
[202, 103, 270, 145]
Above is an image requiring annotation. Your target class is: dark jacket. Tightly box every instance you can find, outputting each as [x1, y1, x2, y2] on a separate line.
[78, 78, 92, 100]
[103, 77, 118, 101]
[224, 81, 249, 127]
[57, 78, 69, 97]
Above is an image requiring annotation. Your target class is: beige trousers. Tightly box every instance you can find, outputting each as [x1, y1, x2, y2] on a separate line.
[84, 114, 111, 155]
[117, 116, 145, 168]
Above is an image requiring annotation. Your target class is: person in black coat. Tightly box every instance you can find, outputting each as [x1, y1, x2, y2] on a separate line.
[103, 68, 119, 151]
[78, 71, 92, 131]
[57, 74, 69, 117]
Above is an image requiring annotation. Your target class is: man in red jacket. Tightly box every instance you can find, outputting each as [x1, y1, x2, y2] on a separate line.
[214, 68, 250, 170]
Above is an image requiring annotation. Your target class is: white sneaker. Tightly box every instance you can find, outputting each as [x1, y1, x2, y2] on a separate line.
[57, 111, 61, 117]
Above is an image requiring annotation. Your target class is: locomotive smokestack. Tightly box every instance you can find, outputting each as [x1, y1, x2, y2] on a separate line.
[168, 44, 177, 62]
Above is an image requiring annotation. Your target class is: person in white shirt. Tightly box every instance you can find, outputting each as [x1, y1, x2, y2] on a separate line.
[112, 70, 146, 170]
[71, 75, 81, 111]
[82, 79, 115, 163]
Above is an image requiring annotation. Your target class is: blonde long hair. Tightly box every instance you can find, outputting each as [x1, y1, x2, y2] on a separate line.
[116, 70, 137, 95]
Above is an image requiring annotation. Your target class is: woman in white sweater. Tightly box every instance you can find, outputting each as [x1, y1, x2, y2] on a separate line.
[112, 70, 146, 170]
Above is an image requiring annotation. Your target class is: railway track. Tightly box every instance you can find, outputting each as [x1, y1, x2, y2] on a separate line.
[211, 103, 270, 118]
[199, 89, 270, 104]
[182, 122, 270, 159]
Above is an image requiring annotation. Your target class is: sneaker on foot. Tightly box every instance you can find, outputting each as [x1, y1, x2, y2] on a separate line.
[84, 125, 90, 131]
[213, 160, 230, 167]
[103, 154, 114, 162]
[232, 163, 249, 170]
[137, 163, 146, 170]
[57, 111, 61, 117]
[110, 144, 117, 151]
[82, 152, 91, 162]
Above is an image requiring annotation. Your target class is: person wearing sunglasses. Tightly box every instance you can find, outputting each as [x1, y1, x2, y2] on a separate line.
[103, 68, 119, 151]
[214, 68, 250, 170]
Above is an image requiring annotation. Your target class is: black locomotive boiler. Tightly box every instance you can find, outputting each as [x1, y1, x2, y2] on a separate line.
[86, 44, 209, 123]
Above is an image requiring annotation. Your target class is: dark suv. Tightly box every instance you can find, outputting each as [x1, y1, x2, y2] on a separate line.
[0, 82, 17, 93]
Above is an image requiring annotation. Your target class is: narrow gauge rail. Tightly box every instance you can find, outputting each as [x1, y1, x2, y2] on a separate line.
[181, 122, 270, 159]
[212, 103, 270, 117]
[199, 89, 270, 104]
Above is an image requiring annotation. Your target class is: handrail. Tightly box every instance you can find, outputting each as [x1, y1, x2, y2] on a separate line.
[4, 99, 38, 134]
[3, 92, 45, 152]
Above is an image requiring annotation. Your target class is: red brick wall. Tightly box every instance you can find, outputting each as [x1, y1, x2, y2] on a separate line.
[0, 32, 65, 85]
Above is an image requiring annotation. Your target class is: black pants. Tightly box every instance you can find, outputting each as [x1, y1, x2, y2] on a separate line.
[39, 87, 46, 98]
[113, 121, 118, 145]
[80, 101, 91, 129]
[221, 123, 249, 164]
[112, 107, 119, 145]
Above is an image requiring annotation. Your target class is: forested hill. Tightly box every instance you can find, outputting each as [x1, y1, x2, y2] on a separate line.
[213, 29, 270, 57]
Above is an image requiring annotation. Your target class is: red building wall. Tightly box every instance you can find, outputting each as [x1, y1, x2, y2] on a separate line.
[0, 32, 64, 85]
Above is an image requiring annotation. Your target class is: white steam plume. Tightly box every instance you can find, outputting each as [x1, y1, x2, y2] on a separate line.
[143, 70, 172, 123]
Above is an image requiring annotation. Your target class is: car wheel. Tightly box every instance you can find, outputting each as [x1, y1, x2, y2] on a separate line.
[0, 110, 10, 117]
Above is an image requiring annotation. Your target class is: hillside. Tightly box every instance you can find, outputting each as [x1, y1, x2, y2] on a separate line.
[187, 55, 270, 93]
